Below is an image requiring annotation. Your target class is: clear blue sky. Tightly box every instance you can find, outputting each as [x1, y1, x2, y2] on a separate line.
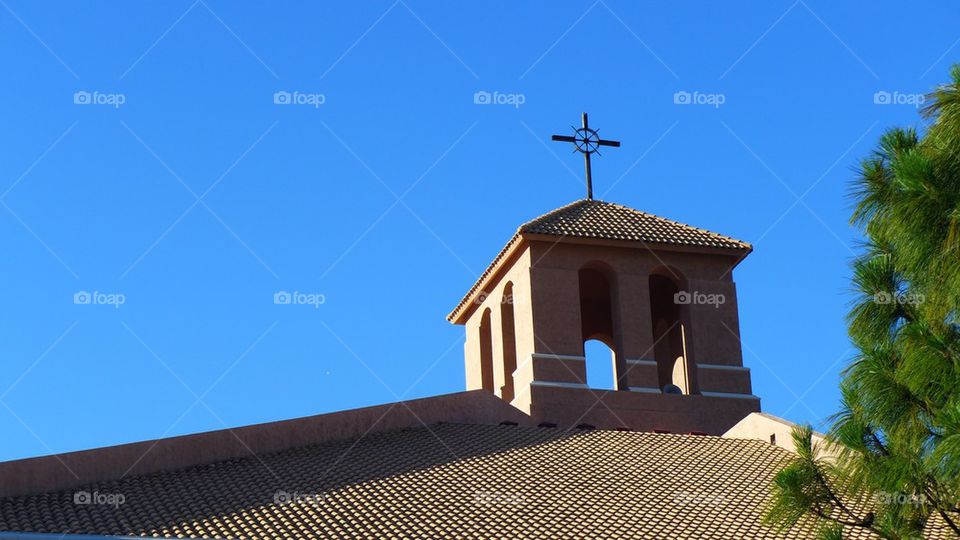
[1, 1, 957, 461]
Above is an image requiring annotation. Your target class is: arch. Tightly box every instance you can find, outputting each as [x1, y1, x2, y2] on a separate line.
[478, 308, 495, 393]
[578, 263, 622, 389]
[499, 283, 518, 402]
[648, 268, 693, 394]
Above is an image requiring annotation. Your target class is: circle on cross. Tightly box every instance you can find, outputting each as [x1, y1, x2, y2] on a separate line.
[573, 127, 602, 154]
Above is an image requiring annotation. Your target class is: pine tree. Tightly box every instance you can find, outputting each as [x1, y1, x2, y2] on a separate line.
[765, 66, 960, 539]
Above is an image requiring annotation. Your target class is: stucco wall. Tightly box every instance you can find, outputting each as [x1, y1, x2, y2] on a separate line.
[0, 391, 529, 499]
[526, 385, 760, 435]
[525, 239, 748, 393]
[462, 245, 535, 402]
[724, 412, 831, 456]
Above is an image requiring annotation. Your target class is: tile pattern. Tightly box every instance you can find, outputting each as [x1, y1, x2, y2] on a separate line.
[521, 199, 751, 250]
[2, 423, 950, 539]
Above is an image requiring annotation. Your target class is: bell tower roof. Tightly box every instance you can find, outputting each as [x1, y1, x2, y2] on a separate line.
[448, 198, 751, 324]
[522, 199, 751, 250]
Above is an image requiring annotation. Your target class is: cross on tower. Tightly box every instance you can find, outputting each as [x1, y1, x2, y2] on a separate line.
[552, 112, 620, 200]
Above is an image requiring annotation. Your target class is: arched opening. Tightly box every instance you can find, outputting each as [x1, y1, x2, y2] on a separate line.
[579, 264, 620, 389]
[500, 283, 518, 402]
[649, 271, 691, 394]
[478, 308, 495, 392]
[584, 339, 616, 390]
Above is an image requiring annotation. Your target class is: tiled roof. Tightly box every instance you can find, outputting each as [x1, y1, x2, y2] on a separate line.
[521, 199, 751, 250]
[448, 199, 750, 322]
[2, 423, 947, 539]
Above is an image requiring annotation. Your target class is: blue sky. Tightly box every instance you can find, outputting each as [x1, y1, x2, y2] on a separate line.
[0, 1, 957, 461]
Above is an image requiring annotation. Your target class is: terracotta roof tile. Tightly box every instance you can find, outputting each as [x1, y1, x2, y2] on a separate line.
[448, 199, 751, 322]
[521, 199, 751, 250]
[1, 423, 950, 539]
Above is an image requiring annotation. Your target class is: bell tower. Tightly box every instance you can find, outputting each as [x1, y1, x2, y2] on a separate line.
[447, 199, 759, 434]
[447, 114, 758, 434]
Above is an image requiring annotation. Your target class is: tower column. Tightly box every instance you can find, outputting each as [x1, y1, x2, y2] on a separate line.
[490, 304, 505, 399]
[464, 317, 483, 390]
[614, 272, 659, 392]
[519, 264, 588, 389]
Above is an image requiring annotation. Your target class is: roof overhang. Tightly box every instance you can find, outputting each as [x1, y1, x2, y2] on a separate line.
[522, 233, 753, 258]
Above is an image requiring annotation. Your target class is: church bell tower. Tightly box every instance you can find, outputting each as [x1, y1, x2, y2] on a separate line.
[446, 114, 760, 435]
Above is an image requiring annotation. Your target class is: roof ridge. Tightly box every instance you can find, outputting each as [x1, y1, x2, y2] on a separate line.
[448, 421, 755, 439]
[518, 198, 592, 231]
[518, 197, 750, 249]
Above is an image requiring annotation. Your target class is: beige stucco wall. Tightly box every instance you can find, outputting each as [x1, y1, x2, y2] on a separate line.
[526, 385, 759, 435]
[724, 412, 830, 455]
[525, 239, 748, 392]
[0, 391, 530, 499]
[463, 245, 535, 405]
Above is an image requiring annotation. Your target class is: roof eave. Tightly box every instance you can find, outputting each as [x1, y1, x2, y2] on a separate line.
[446, 233, 527, 325]
[521, 233, 753, 258]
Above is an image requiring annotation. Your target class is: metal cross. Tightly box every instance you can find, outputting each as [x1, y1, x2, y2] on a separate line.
[552, 112, 620, 200]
